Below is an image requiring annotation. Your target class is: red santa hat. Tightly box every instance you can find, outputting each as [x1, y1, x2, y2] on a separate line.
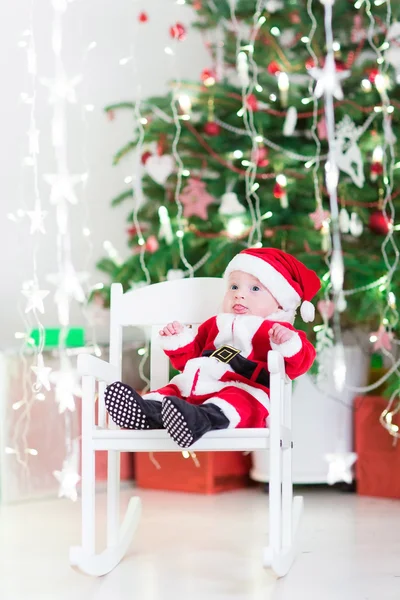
[224, 247, 321, 322]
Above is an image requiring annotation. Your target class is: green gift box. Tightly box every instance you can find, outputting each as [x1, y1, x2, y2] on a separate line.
[28, 328, 85, 349]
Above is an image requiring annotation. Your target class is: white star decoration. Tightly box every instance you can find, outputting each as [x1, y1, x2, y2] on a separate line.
[50, 369, 82, 413]
[310, 56, 350, 100]
[31, 354, 52, 392]
[44, 173, 85, 205]
[47, 265, 88, 326]
[41, 71, 82, 104]
[325, 452, 357, 485]
[53, 441, 81, 502]
[22, 284, 49, 314]
[27, 204, 47, 234]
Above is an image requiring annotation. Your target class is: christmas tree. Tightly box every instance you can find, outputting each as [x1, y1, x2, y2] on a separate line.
[97, 0, 400, 352]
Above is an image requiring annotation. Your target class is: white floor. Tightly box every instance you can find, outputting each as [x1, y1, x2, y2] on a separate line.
[0, 485, 399, 600]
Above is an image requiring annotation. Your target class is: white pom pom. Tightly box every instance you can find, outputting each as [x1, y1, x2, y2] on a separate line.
[300, 300, 315, 322]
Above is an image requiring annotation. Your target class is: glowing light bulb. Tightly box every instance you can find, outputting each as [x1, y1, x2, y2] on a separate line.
[361, 79, 372, 92]
[276, 174, 287, 187]
[372, 146, 384, 163]
[277, 72, 289, 106]
[178, 94, 192, 113]
[227, 217, 246, 237]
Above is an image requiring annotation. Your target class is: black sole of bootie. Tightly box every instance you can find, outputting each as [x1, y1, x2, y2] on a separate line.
[161, 397, 195, 448]
[104, 382, 150, 429]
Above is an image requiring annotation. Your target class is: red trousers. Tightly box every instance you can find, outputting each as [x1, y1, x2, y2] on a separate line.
[143, 384, 269, 428]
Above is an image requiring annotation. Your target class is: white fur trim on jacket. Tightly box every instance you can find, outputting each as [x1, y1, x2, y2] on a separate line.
[169, 357, 235, 397]
[158, 327, 195, 351]
[270, 332, 302, 358]
[203, 398, 241, 428]
[215, 313, 264, 357]
[224, 253, 300, 311]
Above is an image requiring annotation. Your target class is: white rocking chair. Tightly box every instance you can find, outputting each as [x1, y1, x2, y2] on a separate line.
[70, 277, 303, 578]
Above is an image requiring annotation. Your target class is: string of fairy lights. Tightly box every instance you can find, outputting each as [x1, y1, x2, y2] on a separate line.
[7, 0, 400, 499]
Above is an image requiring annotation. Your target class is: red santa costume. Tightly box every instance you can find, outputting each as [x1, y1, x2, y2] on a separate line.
[104, 248, 320, 447]
[141, 247, 320, 429]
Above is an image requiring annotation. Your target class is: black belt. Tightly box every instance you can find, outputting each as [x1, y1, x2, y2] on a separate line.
[202, 345, 270, 388]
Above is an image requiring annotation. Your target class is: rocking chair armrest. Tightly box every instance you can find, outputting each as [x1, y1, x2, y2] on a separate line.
[77, 354, 119, 385]
[267, 350, 285, 378]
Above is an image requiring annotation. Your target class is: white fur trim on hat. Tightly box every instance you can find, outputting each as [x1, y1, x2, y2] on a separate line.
[300, 301, 315, 322]
[224, 253, 301, 311]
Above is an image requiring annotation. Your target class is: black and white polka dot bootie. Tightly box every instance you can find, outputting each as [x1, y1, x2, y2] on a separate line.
[161, 396, 229, 448]
[104, 382, 162, 429]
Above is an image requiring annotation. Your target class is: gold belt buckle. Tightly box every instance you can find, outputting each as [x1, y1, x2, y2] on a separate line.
[210, 345, 241, 364]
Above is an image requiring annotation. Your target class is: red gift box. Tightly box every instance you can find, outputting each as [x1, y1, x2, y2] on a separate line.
[135, 451, 251, 494]
[354, 396, 400, 499]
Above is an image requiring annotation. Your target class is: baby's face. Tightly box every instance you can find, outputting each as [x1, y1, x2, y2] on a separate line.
[222, 270, 279, 318]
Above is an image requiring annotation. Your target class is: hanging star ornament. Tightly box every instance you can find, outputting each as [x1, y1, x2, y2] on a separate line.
[47, 265, 89, 326]
[309, 55, 350, 100]
[53, 442, 81, 502]
[180, 178, 215, 219]
[370, 324, 393, 352]
[43, 172, 85, 205]
[325, 452, 357, 485]
[50, 369, 82, 413]
[41, 70, 82, 104]
[21, 283, 49, 314]
[31, 353, 52, 392]
[27, 204, 47, 234]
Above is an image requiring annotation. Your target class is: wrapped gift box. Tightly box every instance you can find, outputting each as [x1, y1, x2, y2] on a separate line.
[134, 451, 251, 494]
[354, 395, 400, 499]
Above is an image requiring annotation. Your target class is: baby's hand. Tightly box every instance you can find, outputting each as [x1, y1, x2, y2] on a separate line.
[269, 323, 294, 345]
[159, 321, 184, 336]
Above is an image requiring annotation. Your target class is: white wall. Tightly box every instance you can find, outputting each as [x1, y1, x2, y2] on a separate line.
[0, 0, 209, 348]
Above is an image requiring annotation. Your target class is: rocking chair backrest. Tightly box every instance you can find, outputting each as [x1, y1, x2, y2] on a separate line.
[109, 277, 226, 389]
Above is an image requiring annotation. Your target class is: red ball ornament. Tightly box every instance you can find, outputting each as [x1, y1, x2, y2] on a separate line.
[273, 182, 284, 199]
[193, 1, 202, 9]
[267, 61, 281, 75]
[138, 12, 148, 23]
[170, 22, 186, 41]
[370, 162, 383, 176]
[253, 146, 269, 168]
[333, 59, 347, 72]
[305, 58, 316, 70]
[367, 68, 380, 84]
[246, 94, 258, 111]
[141, 151, 152, 165]
[369, 211, 392, 235]
[204, 121, 221, 136]
[145, 235, 159, 253]
[289, 11, 301, 24]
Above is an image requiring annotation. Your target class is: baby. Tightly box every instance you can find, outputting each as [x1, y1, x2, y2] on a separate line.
[104, 247, 320, 448]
